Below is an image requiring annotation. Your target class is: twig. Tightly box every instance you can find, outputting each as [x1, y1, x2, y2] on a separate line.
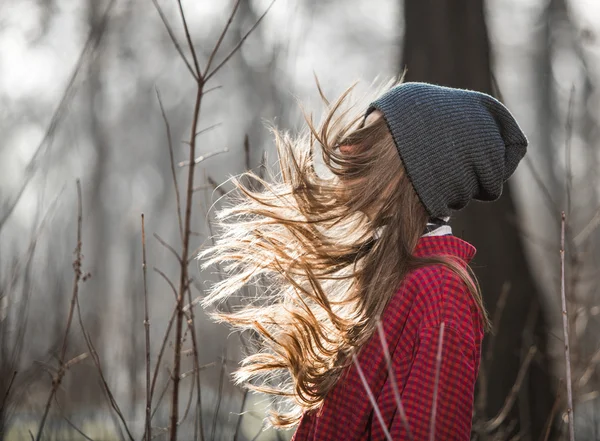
[142, 214, 151, 441]
[169, 67, 201, 441]
[376, 322, 413, 440]
[153, 233, 182, 263]
[178, 148, 229, 167]
[483, 346, 537, 432]
[211, 352, 227, 441]
[150, 0, 198, 81]
[540, 380, 563, 441]
[565, 86, 575, 218]
[162, 1, 275, 438]
[177, 369, 197, 427]
[0, 371, 17, 417]
[76, 297, 135, 441]
[523, 156, 560, 220]
[194, 122, 222, 138]
[233, 390, 249, 441]
[488, 282, 511, 359]
[430, 322, 445, 441]
[156, 88, 184, 243]
[352, 355, 393, 441]
[176, 0, 201, 78]
[205, 0, 277, 82]
[0, 0, 116, 231]
[204, 0, 242, 76]
[574, 207, 600, 247]
[149, 283, 178, 399]
[244, 135, 251, 170]
[184, 286, 205, 441]
[560, 211, 576, 441]
[477, 282, 511, 418]
[54, 394, 94, 441]
[34, 179, 84, 441]
[151, 371, 172, 420]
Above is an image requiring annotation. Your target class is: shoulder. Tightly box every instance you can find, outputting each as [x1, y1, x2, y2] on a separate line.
[402, 263, 482, 342]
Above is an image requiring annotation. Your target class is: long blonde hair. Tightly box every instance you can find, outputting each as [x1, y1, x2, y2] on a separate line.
[200, 81, 489, 427]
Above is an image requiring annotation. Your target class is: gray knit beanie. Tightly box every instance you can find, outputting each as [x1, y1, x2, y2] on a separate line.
[366, 82, 528, 218]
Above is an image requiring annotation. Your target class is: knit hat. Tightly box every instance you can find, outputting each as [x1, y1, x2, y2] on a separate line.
[366, 82, 528, 218]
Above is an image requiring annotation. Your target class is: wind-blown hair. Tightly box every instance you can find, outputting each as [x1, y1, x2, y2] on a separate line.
[200, 81, 490, 427]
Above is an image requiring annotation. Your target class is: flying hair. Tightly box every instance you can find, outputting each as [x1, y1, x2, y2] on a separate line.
[199, 78, 490, 428]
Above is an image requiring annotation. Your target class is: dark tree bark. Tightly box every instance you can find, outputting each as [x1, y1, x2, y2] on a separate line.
[401, 1, 554, 439]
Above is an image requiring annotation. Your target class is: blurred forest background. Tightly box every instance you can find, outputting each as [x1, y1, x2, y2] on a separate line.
[1, 0, 600, 440]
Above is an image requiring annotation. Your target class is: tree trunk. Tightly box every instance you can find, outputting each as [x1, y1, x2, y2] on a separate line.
[401, 1, 554, 439]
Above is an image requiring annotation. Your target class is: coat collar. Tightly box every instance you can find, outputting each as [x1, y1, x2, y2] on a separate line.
[413, 234, 476, 263]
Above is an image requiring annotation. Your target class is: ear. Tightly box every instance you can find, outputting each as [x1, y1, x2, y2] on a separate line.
[339, 145, 355, 154]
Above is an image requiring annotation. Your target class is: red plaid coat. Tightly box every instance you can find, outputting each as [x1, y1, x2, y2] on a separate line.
[291, 235, 484, 441]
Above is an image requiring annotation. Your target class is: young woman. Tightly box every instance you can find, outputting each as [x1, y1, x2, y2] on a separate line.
[201, 81, 527, 440]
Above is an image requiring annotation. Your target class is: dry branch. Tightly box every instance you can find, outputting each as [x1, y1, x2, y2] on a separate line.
[482, 346, 538, 433]
[376, 321, 413, 440]
[352, 355, 393, 441]
[142, 214, 152, 441]
[151, 0, 198, 81]
[430, 322, 445, 441]
[560, 211, 576, 441]
[34, 180, 85, 441]
[156, 88, 184, 243]
[0, 0, 116, 231]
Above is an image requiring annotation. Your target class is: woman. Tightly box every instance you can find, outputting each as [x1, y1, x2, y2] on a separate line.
[200, 81, 527, 440]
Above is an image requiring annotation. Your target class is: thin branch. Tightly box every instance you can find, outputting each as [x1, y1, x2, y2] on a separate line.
[204, 0, 242, 76]
[523, 155, 560, 220]
[233, 390, 249, 441]
[565, 86, 575, 218]
[205, 0, 277, 82]
[153, 233, 182, 264]
[194, 122, 222, 138]
[0, 0, 116, 231]
[178, 148, 229, 167]
[170, 78, 203, 441]
[184, 283, 205, 441]
[487, 282, 511, 362]
[76, 298, 135, 441]
[211, 353, 227, 441]
[574, 207, 600, 246]
[0, 371, 17, 417]
[541, 380, 563, 441]
[176, 0, 201, 78]
[34, 179, 84, 441]
[376, 322, 413, 440]
[177, 369, 197, 427]
[142, 214, 152, 441]
[477, 282, 511, 418]
[149, 274, 178, 401]
[244, 134, 251, 170]
[560, 211, 576, 441]
[154, 267, 178, 299]
[54, 395, 95, 441]
[483, 346, 537, 432]
[151, 0, 198, 81]
[156, 88, 184, 243]
[151, 370, 172, 420]
[64, 353, 89, 369]
[429, 323, 445, 441]
[202, 86, 222, 96]
[352, 355, 393, 441]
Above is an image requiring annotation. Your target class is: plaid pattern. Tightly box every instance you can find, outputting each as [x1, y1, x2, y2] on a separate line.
[291, 235, 483, 441]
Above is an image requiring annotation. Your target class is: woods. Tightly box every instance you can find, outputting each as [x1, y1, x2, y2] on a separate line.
[1, 0, 599, 440]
